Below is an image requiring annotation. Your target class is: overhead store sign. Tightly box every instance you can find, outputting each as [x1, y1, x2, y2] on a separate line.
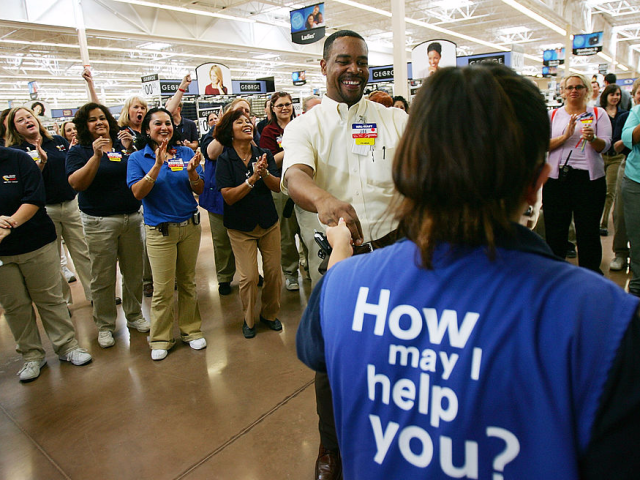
[290, 3, 325, 44]
[292, 71, 306, 86]
[160, 80, 199, 96]
[543, 48, 564, 67]
[231, 80, 268, 94]
[141, 74, 160, 97]
[368, 64, 414, 83]
[542, 66, 558, 77]
[457, 52, 512, 67]
[573, 32, 603, 56]
[197, 105, 225, 135]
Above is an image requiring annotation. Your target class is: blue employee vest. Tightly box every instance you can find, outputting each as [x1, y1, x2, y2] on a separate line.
[318, 235, 638, 480]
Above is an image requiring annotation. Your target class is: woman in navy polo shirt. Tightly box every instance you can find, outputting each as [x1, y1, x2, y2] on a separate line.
[0, 147, 92, 382]
[215, 108, 282, 339]
[6, 107, 93, 306]
[127, 107, 206, 361]
[66, 102, 149, 349]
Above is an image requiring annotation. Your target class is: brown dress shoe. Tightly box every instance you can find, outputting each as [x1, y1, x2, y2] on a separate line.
[315, 445, 342, 480]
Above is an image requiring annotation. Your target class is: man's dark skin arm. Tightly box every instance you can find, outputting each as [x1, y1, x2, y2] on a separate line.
[284, 164, 364, 245]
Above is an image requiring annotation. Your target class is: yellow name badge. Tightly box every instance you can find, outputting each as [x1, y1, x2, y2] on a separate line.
[355, 138, 375, 146]
[27, 150, 41, 162]
[107, 152, 122, 162]
[168, 158, 184, 172]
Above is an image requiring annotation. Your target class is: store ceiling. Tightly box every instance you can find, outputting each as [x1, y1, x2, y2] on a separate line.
[1, 0, 640, 108]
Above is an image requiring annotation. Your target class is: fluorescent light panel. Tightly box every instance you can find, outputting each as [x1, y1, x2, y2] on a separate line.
[500, 0, 566, 36]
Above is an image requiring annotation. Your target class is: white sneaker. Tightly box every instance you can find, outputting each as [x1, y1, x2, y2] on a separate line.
[610, 256, 628, 271]
[97, 331, 115, 348]
[285, 277, 299, 291]
[17, 359, 46, 382]
[189, 338, 207, 350]
[127, 318, 151, 332]
[151, 349, 168, 361]
[62, 266, 76, 283]
[59, 348, 92, 366]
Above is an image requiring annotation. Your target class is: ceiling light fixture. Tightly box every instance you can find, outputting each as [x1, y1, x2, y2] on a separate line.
[499, 0, 566, 36]
[110, 0, 256, 23]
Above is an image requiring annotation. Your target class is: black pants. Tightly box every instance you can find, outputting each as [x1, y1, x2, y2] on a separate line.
[543, 170, 606, 273]
[315, 371, 339, 451]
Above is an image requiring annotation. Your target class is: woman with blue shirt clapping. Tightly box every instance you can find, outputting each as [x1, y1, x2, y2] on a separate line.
[127, 107, 206, 361]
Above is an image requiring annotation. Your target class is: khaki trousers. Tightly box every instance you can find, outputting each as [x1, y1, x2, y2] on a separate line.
[145, 222, 203, 350]
[227, 223, 281, 327]
[207, 212, 236, 284]
[45, 197, 93, 304]
[0, 241, 79, 361]
[81, 211, 144, 333]
[602, 153, 624, 229]
[272, 191, 307, 280]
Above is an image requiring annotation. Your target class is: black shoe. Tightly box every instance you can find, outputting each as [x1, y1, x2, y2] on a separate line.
[600, 228, 609, 236]
[242, 321, 256, 338]
[218, 282, 232, 295]
[115, 296, 122, 305]
[260, 315, 282, 331]
[566, 242, 577, 259]
[257, 275, 264, 287]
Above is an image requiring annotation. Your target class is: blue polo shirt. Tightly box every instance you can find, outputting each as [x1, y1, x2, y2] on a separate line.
[127, 144, 203, 226]
[12, 135, 76, 205]
[198, 132, 224, 215]
[298, 224, 640, 479]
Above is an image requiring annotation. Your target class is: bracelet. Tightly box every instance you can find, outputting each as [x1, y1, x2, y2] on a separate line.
[189, 178, 200, 185]
[144, 174, 156, 184]
[262, 170, 271, 177]
[589, 135, 597, 143]
[245, 179, 254, 189]
[179, 88, 186, 93]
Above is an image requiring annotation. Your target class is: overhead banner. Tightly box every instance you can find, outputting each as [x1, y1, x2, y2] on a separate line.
[543, 48, 565, 67]
[231, 80, 270, 94]
[160, 79, 199, 96]
[290, 3, 325, 45]
[196, 63, 233, 95]
[457, 52, 512, 68]
[542, 66, 558, 78]
[573, 32, 603, 56]
[28, 81, 38, 100]
[292, 71, 306, 86]
[412, 40, 457, 79]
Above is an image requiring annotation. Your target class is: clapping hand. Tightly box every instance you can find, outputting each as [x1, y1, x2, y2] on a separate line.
[34, 137, 48, 163]
[155, 138, 169, 167]
[187, 148, 202, 174]
[118, 129, 134, 151]
[92, 136, 110, 157]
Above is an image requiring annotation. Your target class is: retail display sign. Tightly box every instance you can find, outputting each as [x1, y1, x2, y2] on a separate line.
[457, 52, 511, 68]
[543, 48, 564, 67]
[231, 80, 268, 94]
[292, 71, 306, 86]
[141, 74, 160, 98]
[28, 81, 38, 100]
[197, 105, 224, 135]
[290, 3, 325, 44]
[572, 32, 603, 56]
[196, 63, 233, 95]
[412, 40, 457, 79]
[542, 66, 558, 77]
[598, 64, 608, 75]
[159, 80, 198, 96]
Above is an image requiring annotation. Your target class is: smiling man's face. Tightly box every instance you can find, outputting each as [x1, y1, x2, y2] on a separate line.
[321, 36, 369, 107]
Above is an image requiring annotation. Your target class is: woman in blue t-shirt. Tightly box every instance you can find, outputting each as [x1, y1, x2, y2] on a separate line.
[66, 102, 149, 349]
[127, 107, 206, 361]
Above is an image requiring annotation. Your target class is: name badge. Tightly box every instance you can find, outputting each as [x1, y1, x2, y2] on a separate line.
[168, 158, 184, 172]
[107, 151, 122, 162]
[352, 123, 377, 146]
[27, 150, 41, 162]
[277, 135, 283, 149]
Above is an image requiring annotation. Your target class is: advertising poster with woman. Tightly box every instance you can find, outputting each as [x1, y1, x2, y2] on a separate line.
[412, 40, 457, 79]
[196, 63, 233, 96]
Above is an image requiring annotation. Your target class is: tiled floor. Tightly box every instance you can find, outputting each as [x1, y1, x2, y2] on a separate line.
[0, 211, 631, 479]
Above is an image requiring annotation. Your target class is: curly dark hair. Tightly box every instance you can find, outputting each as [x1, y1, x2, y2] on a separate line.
[134, 107, 181, 151]
[213, 108, 250, 148]
[73, 103, 119, 146]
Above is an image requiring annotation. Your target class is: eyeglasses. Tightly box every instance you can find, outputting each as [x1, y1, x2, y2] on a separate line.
[565, 85, 586, 91]
[274, 103, 292, 109]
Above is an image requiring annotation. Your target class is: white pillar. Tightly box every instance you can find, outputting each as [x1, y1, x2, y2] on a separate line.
[565, 23, 572, 78]
[391, 0, 408, 99]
